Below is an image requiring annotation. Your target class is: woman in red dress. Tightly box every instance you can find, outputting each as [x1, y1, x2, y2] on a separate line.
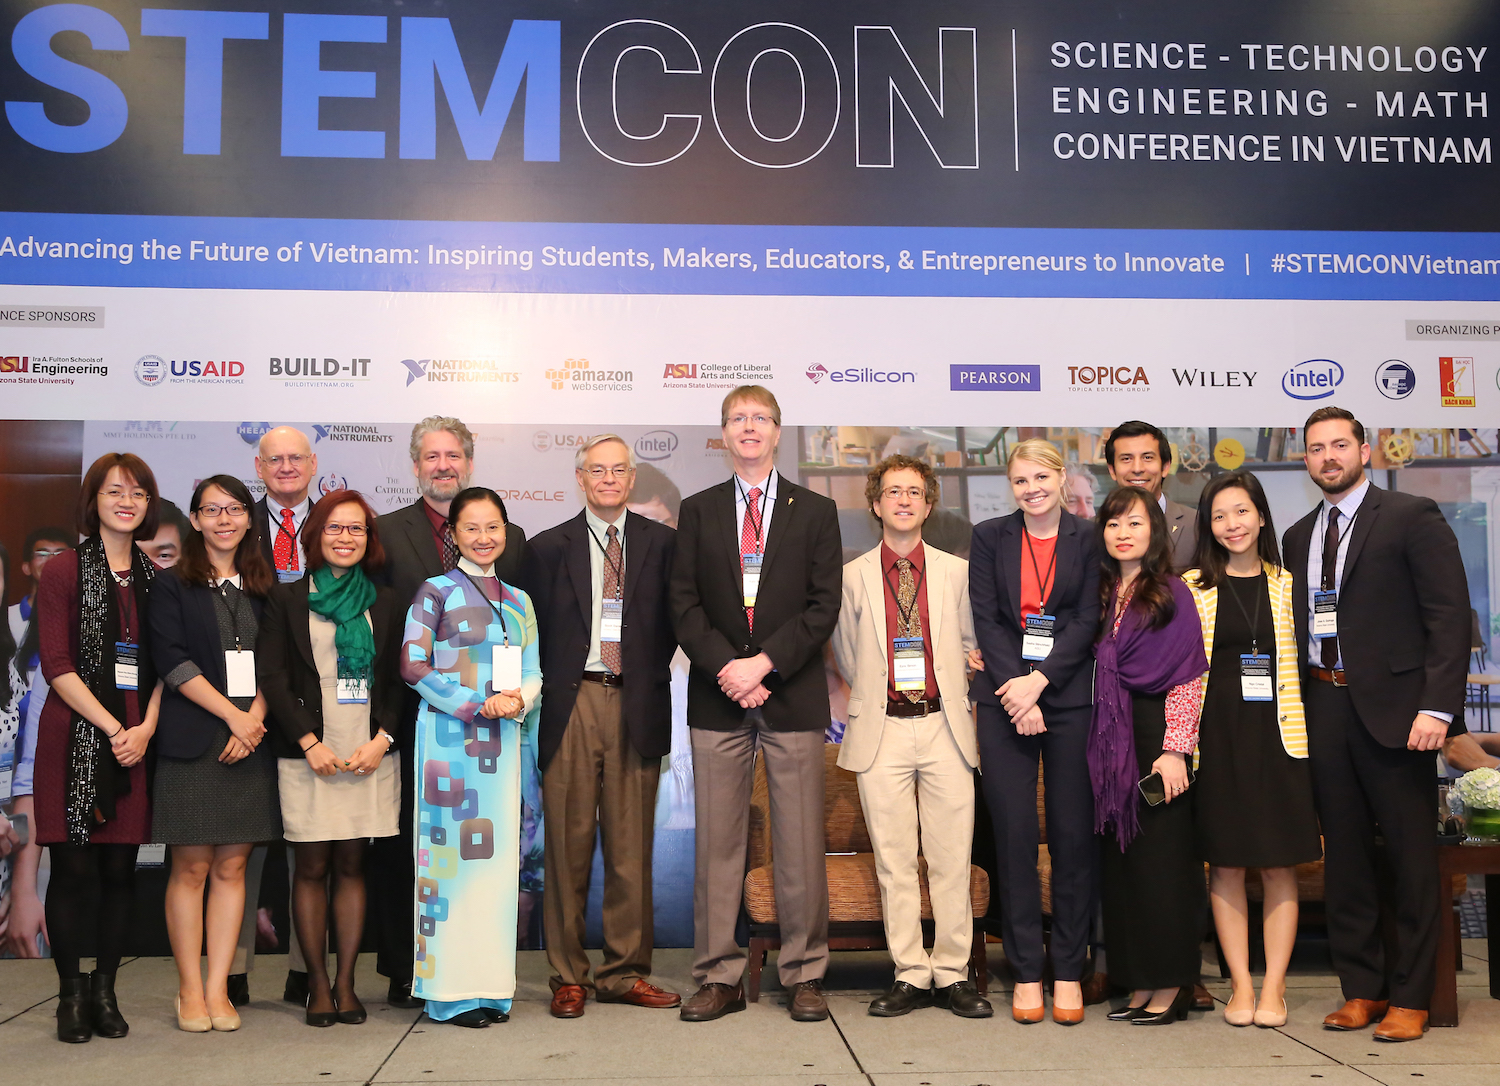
[33, 453, 164, 1043]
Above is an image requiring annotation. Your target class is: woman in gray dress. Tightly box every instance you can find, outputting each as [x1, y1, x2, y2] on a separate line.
[150, 475, 281, 1033]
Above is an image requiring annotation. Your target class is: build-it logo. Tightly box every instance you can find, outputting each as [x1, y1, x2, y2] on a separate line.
[5, 10, 978, 171]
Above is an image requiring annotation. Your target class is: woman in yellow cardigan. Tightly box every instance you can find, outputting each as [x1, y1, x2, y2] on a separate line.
[1184, 471, 1321, 1029]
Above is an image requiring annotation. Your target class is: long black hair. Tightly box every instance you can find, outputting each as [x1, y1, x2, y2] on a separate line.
[0, 542, 15, 711]
[1096, 486, 1177, 631]
[1190, 470, 1282, 590]
[177, 475, 274, 596]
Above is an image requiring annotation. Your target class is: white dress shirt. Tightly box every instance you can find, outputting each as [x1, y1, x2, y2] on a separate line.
[734, 469, 778, 553]
[583, 506, 627, 673]
[268, 495, 312, 570]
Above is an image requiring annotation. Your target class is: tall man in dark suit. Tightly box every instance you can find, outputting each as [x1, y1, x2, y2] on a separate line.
[528, 435, 681, 1018]
[1284, 406, 1470, 1042]
[1105, 420, 1197, 572]
[252, 425, 318, 580]
[670, 386, 842, 1023]
[371, 415, 529, 1008]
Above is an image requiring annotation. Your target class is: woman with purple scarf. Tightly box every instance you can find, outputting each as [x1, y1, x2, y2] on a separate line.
[1089, 487, 1208, 1025]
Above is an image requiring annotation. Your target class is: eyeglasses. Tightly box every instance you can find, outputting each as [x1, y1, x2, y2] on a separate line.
[261, 454, 308, 468]
[881, 486, 928, 501]
[99, 487, 149, 502]
[724, 414, 776, 428]
[197, 503, 248, 518]
[31, 547, 68, 560]
[323, 523, 368, 536]
[583, 465, 632, 479]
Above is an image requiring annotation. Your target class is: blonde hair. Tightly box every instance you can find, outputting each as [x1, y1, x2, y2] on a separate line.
[720, 385, 781, 427]
[1007, 438, 1065, 475]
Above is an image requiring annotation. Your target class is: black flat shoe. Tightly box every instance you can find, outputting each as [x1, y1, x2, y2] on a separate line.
[1132, 987, 1193, 1025]
[227, 974, 250, 1008]
[284, 970, 309, 1005]
[387, 979, 424, 1010]
[443, 1008, 491, 1028]
[336, 998, 367, 1025]
[88, 971, 129, 1038]
[480, 1007, 509, 1023]
[57, 978, 92, 1043]
[869, 981, 933, 1017]
[1107, 1002, 1150, 1021]
[306, 1008, 338, 1027]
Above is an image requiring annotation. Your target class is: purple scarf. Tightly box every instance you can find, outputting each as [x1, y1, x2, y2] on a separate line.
[1088, 578, 1207, 850]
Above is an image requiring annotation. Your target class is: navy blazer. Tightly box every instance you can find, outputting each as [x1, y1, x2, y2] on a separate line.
[526, 510, 678, 769]
[968, 509, 1101, 711]
[150, 567, 267, 760]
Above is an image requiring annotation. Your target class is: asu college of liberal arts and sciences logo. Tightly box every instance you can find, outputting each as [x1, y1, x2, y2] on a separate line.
[1374, 360, 1416, 400]
[661, 361, 774, 388]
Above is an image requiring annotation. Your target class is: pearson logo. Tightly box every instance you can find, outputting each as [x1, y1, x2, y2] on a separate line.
[950, 364, 1040, 391]
[1281, 359, 1343, 401]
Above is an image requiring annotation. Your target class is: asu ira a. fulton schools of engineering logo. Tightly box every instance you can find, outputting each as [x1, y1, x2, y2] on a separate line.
[1439, 356, 1476, 407]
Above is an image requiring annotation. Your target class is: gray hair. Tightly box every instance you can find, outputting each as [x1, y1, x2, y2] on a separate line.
[409, 416, 474, 462]
[574, 433, 635, 471]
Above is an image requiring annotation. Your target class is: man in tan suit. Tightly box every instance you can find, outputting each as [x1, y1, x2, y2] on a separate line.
[831, 454, 991, 1018]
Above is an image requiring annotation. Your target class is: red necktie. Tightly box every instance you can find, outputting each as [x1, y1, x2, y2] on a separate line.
[740, 487, 763, 632]
[274, 507, 298, 571]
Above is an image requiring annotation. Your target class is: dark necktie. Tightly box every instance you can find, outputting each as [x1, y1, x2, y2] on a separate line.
[1319, 506, 1340, 668]
[896, 557, 922, 703]
[601, 524, 623, 675]
[439, 520, 459, 572]
[740, 487, 763, 631]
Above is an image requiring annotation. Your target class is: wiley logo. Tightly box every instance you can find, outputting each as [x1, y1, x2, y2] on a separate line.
[1173, 369, 1258, 388]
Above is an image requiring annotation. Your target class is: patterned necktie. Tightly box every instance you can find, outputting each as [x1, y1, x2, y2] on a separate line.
[601, 524, 623, 674]
[274, 507, 297, 572]
[740, 487, 763, 632]
[1319, 506, 1340, 668]
[439, 519, 459, 572]
[896, 557, 923, 702]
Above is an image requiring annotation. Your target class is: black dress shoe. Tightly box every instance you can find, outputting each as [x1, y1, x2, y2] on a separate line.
[933, 980, 994, 1019]
[387, 979, 424, 1010]
[284, 970, 309, 1005]
[1107, 1002, 1150, 1021]
[1132, 987, 1193, 1025]
[226, 974, 250, 1008]
[57, 977, 92, 1043]
[89, 971, 130, 1038]
[480, 1007, 509, 1023]
[336, 996, 367, 1025]
[443, 1008, 491, 1028]
[869, 981, 933, 1017]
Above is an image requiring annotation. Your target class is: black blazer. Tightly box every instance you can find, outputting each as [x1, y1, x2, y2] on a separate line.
[150, 567, 267, 760]
[669, 476, 842, 732]
[255, 576, 405, 760]
[376, 498, 529, 747]
[251, 496, 309, 577]
[1283, 483, 1470, 748]
[526, 510, 677, 769]
[968, 510, 1101, 711]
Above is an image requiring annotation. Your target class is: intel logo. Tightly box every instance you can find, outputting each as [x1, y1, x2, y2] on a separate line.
[1281, 358, 1344, 400]
[634, 430, 678, 462]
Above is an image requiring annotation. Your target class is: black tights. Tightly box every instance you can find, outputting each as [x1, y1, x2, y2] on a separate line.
[46, 843, 138, 980]
[293, 839, 368, 1011]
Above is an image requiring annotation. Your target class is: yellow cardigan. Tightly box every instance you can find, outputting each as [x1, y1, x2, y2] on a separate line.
[1183, 562, 1309, 759]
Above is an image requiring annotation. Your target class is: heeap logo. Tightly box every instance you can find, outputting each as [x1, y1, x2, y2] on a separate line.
[135, 354, 165, 387]
[1281, 359, 1343, 400]
[237, 422, 271, 445]
[805, 363, 828, 384]
[317, 473, 349, 497]
[634, 430, 678, 462]
[1374, 360, 1415, 400]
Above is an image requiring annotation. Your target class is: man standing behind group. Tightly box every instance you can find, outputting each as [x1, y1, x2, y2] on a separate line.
[373, 417, 528, 1008]
[832, 455, 990, 1019]
[528, 435, 680, 1018]
[670, 386, 842, 1022]
[1284, 407, 1470, 1042]
[252, 427, 318, 582]
[1106, 421, 1197, 572]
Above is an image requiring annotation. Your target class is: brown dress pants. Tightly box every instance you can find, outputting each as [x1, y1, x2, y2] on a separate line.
[542, 681, 661, 996]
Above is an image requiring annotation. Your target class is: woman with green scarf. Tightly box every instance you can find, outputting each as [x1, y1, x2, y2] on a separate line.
[258, 490, 405, 1027]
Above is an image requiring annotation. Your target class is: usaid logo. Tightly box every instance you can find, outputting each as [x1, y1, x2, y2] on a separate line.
[805, 363, 828, 384]
[135, 354, 165, 387]
[1282, 359, 1344, 400]
[634, 430, 678, 462]
[237, 422, 271, 445]
[1374, 360, 1415, 400]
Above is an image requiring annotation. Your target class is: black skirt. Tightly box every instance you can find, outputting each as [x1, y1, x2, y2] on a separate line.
[1195, 575, 1322, 869]
[1100, 691, 1208, 991]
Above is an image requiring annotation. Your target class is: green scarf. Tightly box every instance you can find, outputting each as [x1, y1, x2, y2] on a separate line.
[308, 563, 377, 684]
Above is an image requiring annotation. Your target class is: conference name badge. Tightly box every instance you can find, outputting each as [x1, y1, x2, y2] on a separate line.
[1312, 591, 1338, 638]
[277, 569, 306, 584]
[492, 644, 524, 694]
[114, 641, 139, 690]
[893, 636, 926, 691]
[1239, 653, 1273, 701]
[742, 552, 763, 607]
[1022, 614, 1057, 662]
[600, 597, 623, 642]
[224, 648, 257, 699]
[337, 676, 369, 704]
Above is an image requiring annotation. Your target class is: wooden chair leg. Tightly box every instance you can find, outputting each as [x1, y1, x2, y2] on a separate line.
[1454, 907, 1464, 971]
[747, 938, 766, 1003]
[971, 920, 989, 995]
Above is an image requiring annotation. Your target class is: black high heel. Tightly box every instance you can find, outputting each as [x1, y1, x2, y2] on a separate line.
[1106, 1001, 1150, 1022]
[1131, 987, 1193, 1025]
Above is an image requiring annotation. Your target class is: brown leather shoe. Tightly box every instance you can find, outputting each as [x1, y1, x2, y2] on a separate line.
[679, 983, 745, 1022]
[1373, 1007, 1428, 1042]
[597, 979, 682, 1009]
[788, 980, 829, 1022]
[1192, 983, 1214, 1011]
[550, 985, 587, 1019]
[1081, 972, 1112, 1006]
[1323, 998, 1389, 1031]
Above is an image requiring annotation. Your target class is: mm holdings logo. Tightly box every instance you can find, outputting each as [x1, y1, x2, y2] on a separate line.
[950, 364, 1040, 391]
[1281, 359, 1343, 400]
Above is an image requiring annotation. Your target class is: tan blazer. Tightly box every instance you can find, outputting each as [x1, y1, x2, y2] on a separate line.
[1183, 561, 1309, 758]
[832, 543, 977, 774]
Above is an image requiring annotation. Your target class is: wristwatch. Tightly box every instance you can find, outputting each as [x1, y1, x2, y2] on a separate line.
[378, 730, 395, 750]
